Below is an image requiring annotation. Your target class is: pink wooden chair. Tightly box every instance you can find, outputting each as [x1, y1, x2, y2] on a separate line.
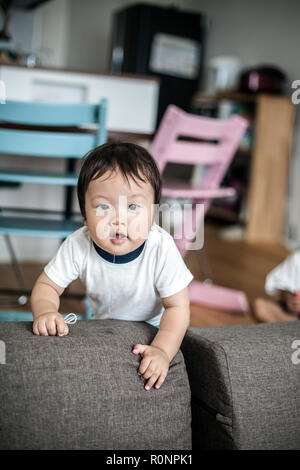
[150, 105, 249, 313]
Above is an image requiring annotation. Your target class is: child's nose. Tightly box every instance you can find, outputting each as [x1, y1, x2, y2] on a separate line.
[112, 207, 127, 226]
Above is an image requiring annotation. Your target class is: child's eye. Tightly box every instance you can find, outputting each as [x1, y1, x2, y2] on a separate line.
[128, 204, 140, 211]
[98, 203, 110, 210]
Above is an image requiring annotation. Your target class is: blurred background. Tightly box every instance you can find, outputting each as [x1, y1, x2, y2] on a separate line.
[0, 0, 299, 325]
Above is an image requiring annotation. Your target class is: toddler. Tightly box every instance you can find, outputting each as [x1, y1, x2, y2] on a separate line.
[31, 142, 194, 391]
[253, 250, 300, 322]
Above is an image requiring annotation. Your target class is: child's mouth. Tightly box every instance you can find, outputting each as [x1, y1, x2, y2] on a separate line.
[111, 233, 127, 245]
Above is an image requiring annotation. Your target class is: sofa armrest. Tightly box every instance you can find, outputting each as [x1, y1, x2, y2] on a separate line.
[181, 321, 300, 450]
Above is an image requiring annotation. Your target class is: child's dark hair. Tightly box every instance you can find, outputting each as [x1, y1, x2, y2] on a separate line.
[77, 142, 162, 219]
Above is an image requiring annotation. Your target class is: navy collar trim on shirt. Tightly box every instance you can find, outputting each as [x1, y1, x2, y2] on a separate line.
[93, 240, 146, 264]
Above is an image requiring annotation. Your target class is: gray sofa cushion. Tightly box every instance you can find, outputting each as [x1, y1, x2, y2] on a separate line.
[181, 321, 300, 450]
[0, 320, 192, 450]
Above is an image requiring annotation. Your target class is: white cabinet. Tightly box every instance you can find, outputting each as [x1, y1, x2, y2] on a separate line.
[0, 65, 159, 134]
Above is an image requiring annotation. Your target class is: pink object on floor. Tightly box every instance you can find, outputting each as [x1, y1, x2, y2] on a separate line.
[189, 281, 249, 314]
[150, 105, 249, 314]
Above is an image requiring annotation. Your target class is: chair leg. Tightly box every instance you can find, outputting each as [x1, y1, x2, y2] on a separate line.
[196, 247, 214, 284]
[84, 296, 94, 319]
[3, 235, 28, 306]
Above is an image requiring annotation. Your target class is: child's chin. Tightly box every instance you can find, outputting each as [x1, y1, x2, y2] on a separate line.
[108, 236, 129, 248]
[109, 237, 128, 247]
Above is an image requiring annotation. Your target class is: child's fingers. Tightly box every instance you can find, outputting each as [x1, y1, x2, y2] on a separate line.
[140, 361, 158, 380]
[154, 371, 167, 390]
[132, 344, 147, 355]
[37, 319, 48, 336]
[145, 372, 160, 391]
[45, 318, 57, 336]
[32, 321, 40, 336]
[138, 358, 152, 377]
[56, 316, 69, 336]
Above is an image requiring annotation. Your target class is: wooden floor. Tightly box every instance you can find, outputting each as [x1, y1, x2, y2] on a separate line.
[185, 224, 289, 326]
[0, 223, 290, 328]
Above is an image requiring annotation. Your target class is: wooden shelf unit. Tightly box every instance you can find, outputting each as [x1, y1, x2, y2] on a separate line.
[192, 92, 295, 243]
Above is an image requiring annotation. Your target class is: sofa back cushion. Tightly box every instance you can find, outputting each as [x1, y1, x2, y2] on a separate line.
[0, 320, 192, 450]
[181, 321, 300, 450]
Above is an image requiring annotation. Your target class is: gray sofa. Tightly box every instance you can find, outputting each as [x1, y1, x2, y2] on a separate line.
[0, 319, 299, 450]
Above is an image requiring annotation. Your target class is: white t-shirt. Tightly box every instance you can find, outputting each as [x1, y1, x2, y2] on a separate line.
[265, 250, 300, 296]
[44, 223, 194, 327]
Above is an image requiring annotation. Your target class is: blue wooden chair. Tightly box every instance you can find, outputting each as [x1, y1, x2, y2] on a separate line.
[0, 99, 107, 321]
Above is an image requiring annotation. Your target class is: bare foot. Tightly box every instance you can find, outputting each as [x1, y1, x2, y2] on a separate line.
[253, 298, 299, 323]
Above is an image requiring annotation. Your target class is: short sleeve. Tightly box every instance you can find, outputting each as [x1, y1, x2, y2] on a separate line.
[155, 233, 194, 298]
[44, 235, 80, 288]
[265, 251, 300, 296]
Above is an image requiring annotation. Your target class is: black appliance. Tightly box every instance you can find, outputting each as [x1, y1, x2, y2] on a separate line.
[109, 3, 205, 127]
[239, 66, 286, 94]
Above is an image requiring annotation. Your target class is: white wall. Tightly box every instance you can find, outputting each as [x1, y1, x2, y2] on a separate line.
[187, 0, 300, 81]
[66, 0, 189, 72]
[0, 0, 70, 67]
[3, 7, 36, 54]
[38, 0, 71, 67]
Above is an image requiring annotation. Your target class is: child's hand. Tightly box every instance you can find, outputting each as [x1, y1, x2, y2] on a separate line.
[282, 291, 300, 314]
[33, 312, 69, 337]
[132, 344, 170, 391]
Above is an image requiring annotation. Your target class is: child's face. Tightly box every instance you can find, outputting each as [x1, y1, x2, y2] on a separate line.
[84, 168, 155, 255]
